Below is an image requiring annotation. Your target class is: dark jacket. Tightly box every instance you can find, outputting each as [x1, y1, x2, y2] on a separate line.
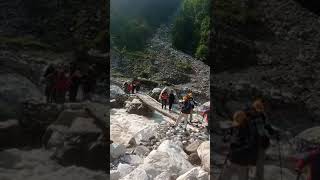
[229, 124, 258, 165]
[181, 100, 192, 114]
[169, 93, 175, 103]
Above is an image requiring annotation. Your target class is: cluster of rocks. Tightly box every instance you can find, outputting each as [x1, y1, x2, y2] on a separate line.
[111, 140, 210, 180]
[1, 100, 108, 171]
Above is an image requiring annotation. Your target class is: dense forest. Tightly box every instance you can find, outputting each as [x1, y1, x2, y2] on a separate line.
[110, 0, 181, 51]
[172, 0, 210, 62]
[110, 0, 210, 63]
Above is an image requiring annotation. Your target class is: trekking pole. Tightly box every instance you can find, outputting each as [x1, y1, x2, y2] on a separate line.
[278, 139, 283, 180]
[218, 152, 229, 180]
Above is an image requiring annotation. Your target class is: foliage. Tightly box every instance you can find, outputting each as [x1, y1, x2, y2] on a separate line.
[175, 60, 193, 72]
[172, 0, 211, 63]
[111, 0, 180, 51]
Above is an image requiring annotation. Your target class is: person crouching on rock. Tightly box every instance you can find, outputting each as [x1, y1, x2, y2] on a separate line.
[160, 91, 168, 109]
[174, 96, 192, 131]
[168, 90, 175, 112]
[222, 111, 251, 180]
[293, 146, 320, 180]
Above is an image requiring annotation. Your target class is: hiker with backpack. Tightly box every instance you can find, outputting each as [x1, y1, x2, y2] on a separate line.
[168, 90, 175, 112]
[174, 96, 192, 131]
[160, 90, 169, 109]
[187, 92, 198, 123]
[246, 99, 279, 180]
[221, 110, 251, 180]
[293, 145, 320, 180]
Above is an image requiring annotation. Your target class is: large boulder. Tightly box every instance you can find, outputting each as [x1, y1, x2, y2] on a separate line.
[43, 103, 108, 170]
[296, 126, 320, 144]
[126, 98, 153, 116]
[137, 140, 194, 179]
[176, 167, 209, 180]
[0, 119, 23, 148]
[0, 73, 43, 120]
[110, 109, 158, 147]
[110, 143, 126, 160]
[185, 140, 202, 154]
[110, 85, 128, 108]
[150, 88, 162, 100]
[197, 141, 210, 172]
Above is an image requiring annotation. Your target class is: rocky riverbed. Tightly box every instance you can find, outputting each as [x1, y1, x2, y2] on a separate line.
[110, 84, 210, 180]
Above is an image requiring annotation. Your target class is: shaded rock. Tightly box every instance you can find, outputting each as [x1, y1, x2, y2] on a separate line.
[188, 153, 202, 166]
[176, 167, 209, 180]
[154, 172, 178, 180]
[0, 119, 23, 148]
[0, 73, 43, 120]
[197, 141, 210, 172]
[110, 143, 126, 160]
[134, 146, 150, 157]
[43, 108, 107, 170]
[120, 155, 143, 166]
[185, 140, 202, 154]
[126, 98, 152, 116]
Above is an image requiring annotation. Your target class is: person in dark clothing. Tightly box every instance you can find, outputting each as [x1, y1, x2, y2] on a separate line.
[43, 64, 56, 103]
[175, 96, 192, 131]
[135, 81, 141, 92]
[294, 147, 320, 180]
[53, 66, 70, 104]
[168, 90, 175, 112]
[160, 91, 168, 109]
[246, 99, 279, 180]
[82, 65, 97, 101]
[69, 69, 82, 102]
[222, 111, 251, 180]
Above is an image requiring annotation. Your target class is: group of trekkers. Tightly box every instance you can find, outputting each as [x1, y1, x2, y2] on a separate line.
[43, 63, 97, 104]
[159, 89, 209, 131]
[221, 99, 320, 180]
[123, 80, 141, 94]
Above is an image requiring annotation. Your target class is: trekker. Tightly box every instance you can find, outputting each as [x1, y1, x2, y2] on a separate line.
[175, 96, 192, 131]
[123, 81, 129, 93]
[54, 65, 70, 103]
[187, 92, 198, 123]
[247, 99, 279, 180]
[222, 111, 251, 180]
[135, 81, 141, 92]
[131, 82, 136, 94]
[160, 91, 168, 109]
[128, 83, 133, 94]
[294, 147, 320, 180]
[82, 65, 97, 101]
[168, 90, 175, 112]
[69, 69, 82, 102]
[43, 64, 56, 103]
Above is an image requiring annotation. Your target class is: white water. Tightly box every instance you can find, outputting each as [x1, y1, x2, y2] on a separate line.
[0, 149, 107, 180]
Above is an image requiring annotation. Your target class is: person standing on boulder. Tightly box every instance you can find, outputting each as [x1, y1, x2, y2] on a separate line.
[168, 90, 175, 112]
[175, 96, 192, 131]
[187, 92, 198, 123]
[160, 91, 169, 109]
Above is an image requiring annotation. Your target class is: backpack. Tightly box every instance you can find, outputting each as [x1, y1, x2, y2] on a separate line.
[181, 101, 192, 114]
